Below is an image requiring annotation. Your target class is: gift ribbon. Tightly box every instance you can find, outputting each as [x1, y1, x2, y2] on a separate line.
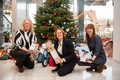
[82, 49, 89, 57]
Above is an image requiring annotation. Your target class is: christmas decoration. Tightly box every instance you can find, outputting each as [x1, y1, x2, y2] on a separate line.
[53, 13, 56, 16]
[66, 18, 69, 20]
[75, 35, 77, 37]
[46, 23, 48, 26]
[49, 20, 52, 24]
[66, 29, 69, 32]
[77, 25, 79, 27]
[46, 35, 50, 38]
[71, 31, 74, 33]
[34, 0, 81, 43]
[51, 1, 54, 4]
[39, 42, 41, 45]
[53, 28, 56, 31]
[41, 33, 43, 35]
[43, 36, 45, 38]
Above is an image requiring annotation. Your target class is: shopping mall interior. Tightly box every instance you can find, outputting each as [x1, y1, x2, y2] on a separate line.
[0, 0, 120, 80]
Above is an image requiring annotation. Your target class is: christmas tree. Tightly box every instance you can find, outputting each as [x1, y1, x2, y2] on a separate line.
[34, 0, 80, 44]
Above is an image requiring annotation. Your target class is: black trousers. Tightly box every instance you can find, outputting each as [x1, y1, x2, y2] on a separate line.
[55, 53, 75, 76]
[10, 49, 34, 69]
[77, 60, 99, 66]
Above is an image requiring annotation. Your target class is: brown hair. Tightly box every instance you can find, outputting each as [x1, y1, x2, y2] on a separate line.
[21, 18, 34, 34]
[54, 28, 66, 40]
[85, 24, 96, 40]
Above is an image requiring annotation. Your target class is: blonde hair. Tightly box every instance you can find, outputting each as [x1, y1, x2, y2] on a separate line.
[54, 28, 66, 40]
[21, 18, 34, 34]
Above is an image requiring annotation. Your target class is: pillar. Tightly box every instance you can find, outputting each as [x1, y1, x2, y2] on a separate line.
[77, 0, 84, 41]
[0, 0, 3, 45]
[12, 0, 29, 45]
[113, 0, 120, 63]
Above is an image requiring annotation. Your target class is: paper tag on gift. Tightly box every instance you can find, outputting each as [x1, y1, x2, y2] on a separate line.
[80, 51, 87, 62]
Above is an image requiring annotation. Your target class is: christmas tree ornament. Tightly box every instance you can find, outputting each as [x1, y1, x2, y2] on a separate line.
[39, 42, 41, 45]
[49, 20, 52, 24]
[66, 8, 68, 10]
[62, 27, 64, 29]
[43, 36, 45, 38]
[61, 4, 63, 6]
[77, 25, 79, 27]
[51, 24, 54, 26]
[66, 18, 69, 20]
[75, 35, 77, 37]
[71, 31, 74, 33]
[34, 32, 36, 33]
[66, 29, 69, 32]
[53, 13, 56, 16]
[63, 22, 66, 24]
[41, 33, 43, 35]
[46, 23, 48, 26]
[53, 28, 56, 31]
[71, 15, 72, 17]
[46, 35, 50, 38]
[51, 1, 54, 4]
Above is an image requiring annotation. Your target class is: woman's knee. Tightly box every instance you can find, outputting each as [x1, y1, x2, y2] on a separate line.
[28, 63, 34, 69]
[58, 70, 67, 76]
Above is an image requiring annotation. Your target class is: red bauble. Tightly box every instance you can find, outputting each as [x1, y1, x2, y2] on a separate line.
[66, 8, 68, 10]
[39, 42, 41, 45]
[34, 32, 36, 33]
[46, 23, 48, 26]
[71, 15, 72, 17]
[51, 1, 54, 4]
[53, 13, 56, 16]
[75, 35, 77, 37]
[46, 35, 50, 38]
[53, 28, 56, 31]
[66, 18, 69, 20]
[77, 25, 79, 27]
[71, 31, 74, 33]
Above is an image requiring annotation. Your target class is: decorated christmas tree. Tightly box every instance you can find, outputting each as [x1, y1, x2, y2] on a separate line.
[34, 0, 80, 44]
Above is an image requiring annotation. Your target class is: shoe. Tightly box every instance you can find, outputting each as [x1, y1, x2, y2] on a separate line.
[51, 67, 59, 73]
[86, 66, 97, 71]
[95, 64, 107, 73]
[19, 68, 24, 73]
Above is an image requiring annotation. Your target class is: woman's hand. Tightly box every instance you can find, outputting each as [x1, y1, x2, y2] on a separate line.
[28, 50, 36, 54]
[29, 54, 34, 61]
[59, 59, 64, 64]
[86, 59, 92, 63]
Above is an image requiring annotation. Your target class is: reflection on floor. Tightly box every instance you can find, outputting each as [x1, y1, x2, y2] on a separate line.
[0, 57, 120, 80]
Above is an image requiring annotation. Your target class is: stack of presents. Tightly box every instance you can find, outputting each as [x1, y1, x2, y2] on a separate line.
[101, 38, 113, 57]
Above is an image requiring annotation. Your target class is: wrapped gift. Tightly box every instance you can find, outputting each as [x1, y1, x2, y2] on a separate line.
[29, 43, 39, 51]
[78, 44, 92, 62]
[0, 50, 9, 60]
[45, 40, 61, 64]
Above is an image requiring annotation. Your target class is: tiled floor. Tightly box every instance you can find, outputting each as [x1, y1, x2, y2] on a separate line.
[0, 57, 120, 80]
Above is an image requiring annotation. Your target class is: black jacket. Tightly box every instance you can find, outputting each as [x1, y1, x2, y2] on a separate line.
[54, 38, 78, 68]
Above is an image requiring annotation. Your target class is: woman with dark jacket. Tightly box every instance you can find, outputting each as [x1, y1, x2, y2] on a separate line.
[78, 24, 107, 73]
[10, 19, 37, 73]
[52, 28, 78, 76]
